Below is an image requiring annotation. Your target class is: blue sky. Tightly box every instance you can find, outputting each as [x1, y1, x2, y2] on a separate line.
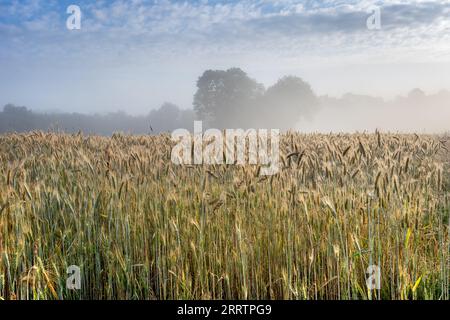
[1, 0, 450, 114]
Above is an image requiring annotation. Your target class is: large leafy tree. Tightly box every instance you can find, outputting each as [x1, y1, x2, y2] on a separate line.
[262, 76, 318, 129]
[194, 69, 318, 129]
[193, 68, 264, 128]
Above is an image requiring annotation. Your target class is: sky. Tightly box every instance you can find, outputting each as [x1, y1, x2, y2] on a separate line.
[1, 0, 450, 115]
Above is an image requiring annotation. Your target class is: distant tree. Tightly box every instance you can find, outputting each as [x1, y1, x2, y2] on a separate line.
[178, 108, 195, 131]
[408, 88, 426, 100]
[0, 102, 193, 135]
[1, 104, 35, 132]
[149, 102, 184, 132]
[193, 68, 264, 128]
[262, 76, 318, 129]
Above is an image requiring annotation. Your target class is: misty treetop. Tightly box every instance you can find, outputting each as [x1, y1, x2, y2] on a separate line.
[193, 68, 265, 128]
[193, 68, 318, 129]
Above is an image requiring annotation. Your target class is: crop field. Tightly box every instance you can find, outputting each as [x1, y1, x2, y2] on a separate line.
[0, 132, 448, 300]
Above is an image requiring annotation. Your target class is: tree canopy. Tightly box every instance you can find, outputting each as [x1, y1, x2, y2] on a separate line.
[1, 67, 321, 134]
[193, 68, 264, 128]
[193, 68, 318, 129]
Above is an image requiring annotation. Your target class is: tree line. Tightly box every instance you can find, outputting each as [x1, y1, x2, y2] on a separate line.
[0, 68, 319, 135]
[0, 102, 194, 135]
[3, 67, 445, 135]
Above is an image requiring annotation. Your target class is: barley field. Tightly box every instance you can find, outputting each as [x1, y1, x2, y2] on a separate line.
[0, 132, 448, 300]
